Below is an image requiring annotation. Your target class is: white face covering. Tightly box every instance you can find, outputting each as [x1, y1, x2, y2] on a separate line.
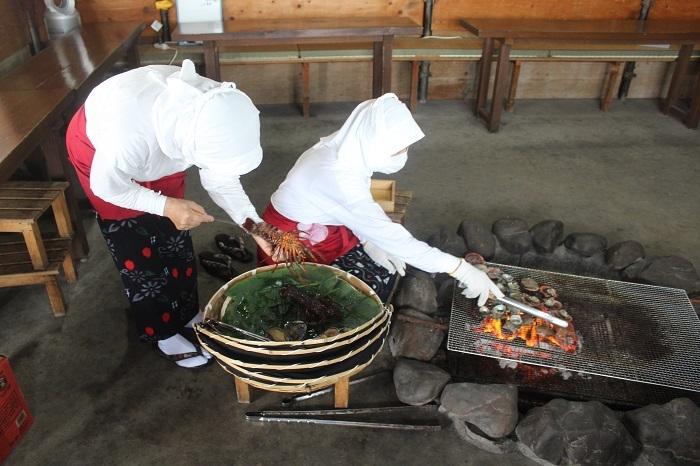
[376, 150, 408, 174]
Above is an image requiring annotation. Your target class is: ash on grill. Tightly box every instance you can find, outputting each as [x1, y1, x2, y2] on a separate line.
[465, 253, 580, 353]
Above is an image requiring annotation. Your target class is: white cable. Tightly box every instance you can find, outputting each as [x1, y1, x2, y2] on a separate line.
[168, 47, 179, 65]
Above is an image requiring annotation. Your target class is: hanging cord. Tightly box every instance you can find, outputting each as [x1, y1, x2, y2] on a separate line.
[168, 47, 179, 65]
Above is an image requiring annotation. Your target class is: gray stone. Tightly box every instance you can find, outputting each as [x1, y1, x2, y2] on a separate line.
[396, 307, 435, 321]
[445, 411, 516, 455]
[492, 218, 533, 255]
[606, 241, 645, 270]
[393, 358, 450, 406]
[458, 219, 496, 259]
[516, 399, 641, 466]
[393, 274, 438, 315]
[492, 241, 522, 266]
[636, 256, 700, 293]
[388, 317, 445, 361]
[427, 227, 448, 249]
[564, 233, 608, 257]
[530, 220, 564, 253]
[440, 382, 518, 438]
[624, 398, 700, 466]
[622, 258, 650, 280]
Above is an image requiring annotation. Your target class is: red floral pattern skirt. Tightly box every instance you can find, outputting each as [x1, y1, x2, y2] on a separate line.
[97, 214, 199, 341]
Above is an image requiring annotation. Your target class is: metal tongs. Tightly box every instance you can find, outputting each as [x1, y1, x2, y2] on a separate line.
[495, 295, 569, 328]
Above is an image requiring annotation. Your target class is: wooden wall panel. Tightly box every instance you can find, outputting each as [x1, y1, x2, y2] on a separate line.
[75, 0, 422, 33]
[432, 0, 641, 31]
[222, 0, 422, 22]
[648, 0, 700, 19]
[0, 0, 30, 63]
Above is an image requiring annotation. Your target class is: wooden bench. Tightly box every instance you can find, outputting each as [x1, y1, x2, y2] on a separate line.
[0, 182, 77, 316]
[0, 237, 75, 316]
[460, 18, 700, 131]
[147, 36, 698, 118]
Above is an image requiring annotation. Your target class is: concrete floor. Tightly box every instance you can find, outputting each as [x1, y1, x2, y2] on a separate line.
[1, 99, 698, 465]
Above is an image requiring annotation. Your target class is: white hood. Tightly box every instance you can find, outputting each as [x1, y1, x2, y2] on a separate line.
[318, 93, 425, 176]
[151, 59, 263, 178]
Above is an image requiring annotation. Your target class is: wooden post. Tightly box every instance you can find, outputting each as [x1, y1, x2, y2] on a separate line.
[203, 41, 221, 81]
[234, 376, 251, 404]
[381, 35, 394, 94]
[475, 38, 494, 116]
[601, 62, 623, 111]
[685, 74, 700, 129]
[662, 44, 693, 114]
[301, 62, 311, 118]
[505, 60, 522, 112]
[409, 60, 420, 112]
[372, 41, 383, 98]
[488, 39, 512, 132]
[334, 377, 349, 408]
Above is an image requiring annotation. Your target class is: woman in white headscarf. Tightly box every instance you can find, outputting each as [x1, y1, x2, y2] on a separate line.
[262, 93, 503, 304]
[65, 60, 267, 368]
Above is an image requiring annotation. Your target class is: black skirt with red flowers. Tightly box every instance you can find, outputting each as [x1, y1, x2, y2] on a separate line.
[97, 213, 199, 342]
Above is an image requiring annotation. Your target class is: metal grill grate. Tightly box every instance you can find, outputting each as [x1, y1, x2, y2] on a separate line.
[447, 263, 700, 393]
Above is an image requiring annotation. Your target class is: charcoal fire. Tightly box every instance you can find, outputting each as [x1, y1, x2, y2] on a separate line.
[465, 253, 581, 354]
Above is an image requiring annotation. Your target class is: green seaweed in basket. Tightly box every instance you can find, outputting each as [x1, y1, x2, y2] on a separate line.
[220, 266, 381, 340]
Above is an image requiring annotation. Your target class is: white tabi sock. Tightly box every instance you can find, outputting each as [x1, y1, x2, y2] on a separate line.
[157, 333, 208, 368]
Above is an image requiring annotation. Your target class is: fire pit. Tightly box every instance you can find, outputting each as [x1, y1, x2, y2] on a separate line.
[448, 263, 700, 394]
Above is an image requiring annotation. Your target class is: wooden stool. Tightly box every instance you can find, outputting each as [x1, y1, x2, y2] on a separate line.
[233, 376, 350, 408]
[0, 181, 77, 316]
[386, 190, 413, 224]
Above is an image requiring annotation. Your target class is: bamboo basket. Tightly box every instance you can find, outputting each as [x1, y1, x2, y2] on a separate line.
[200, 263, 386, 347]
[195, 262, 393, 397]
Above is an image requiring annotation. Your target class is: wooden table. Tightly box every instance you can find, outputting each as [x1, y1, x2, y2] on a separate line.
[0, 22, 144, 99]
[0, 90, 73, 182]
[461, 19, 700, 132]
[172, 17, 422, 97]
[0, 21, 145, 256]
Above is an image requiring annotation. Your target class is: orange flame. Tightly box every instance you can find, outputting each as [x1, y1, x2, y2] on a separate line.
[480, 316, 578, 353]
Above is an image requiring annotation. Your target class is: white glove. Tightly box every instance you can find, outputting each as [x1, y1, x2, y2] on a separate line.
[450, 259, 504, 306]
[362, 241, 406, 276]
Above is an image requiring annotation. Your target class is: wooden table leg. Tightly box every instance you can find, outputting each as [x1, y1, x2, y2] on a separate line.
[126, 43, 141, 68]
[685, 73, 700, 129]
[372, 41, 383, 98]
[475, 38, 494, 116]
[204, 41, 221, 81]
[506, 60, 522, 112]
[45, 276, 66, 317]
[51, 192, 74, 238]
[42, 128, 89, 258]
[234, 376, 251, 404]
[488, 39, 512, 132]
[301, 62, 311, 118]
[409, 60, 420, 112]
[601, 62, 623, 112]
[334, 377, 349, 408]
[381, 35, 394, 94]
[662, 44, 693, 115]
[23, 223, 49, 270]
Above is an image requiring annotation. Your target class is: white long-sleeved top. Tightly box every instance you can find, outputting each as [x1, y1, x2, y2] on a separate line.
[271, 94, 460, 274]
[84, 61, 263, 224]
